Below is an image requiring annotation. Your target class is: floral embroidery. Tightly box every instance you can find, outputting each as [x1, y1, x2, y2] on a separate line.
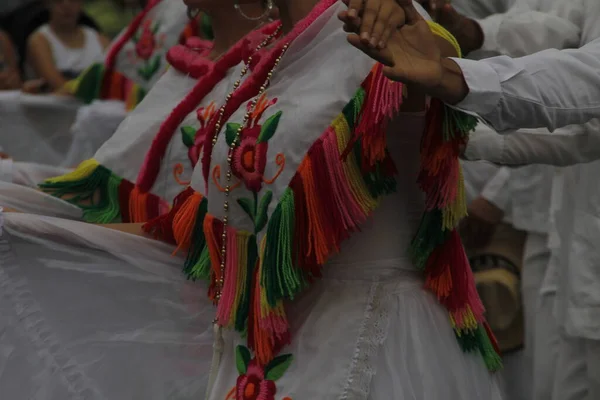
[128, 19, 166, 80]
[216, 94, 285, 232]
[224, 345, 293, 400]
[226, 94, 283, 193]
[181, 102, 218, 166]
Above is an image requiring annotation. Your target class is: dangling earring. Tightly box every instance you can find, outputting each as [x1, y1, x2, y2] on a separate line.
[187, 6, 201, 20]
[234, 0, 274, 21]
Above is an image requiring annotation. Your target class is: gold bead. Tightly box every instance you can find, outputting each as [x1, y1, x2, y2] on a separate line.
[218, 279, 224, 285]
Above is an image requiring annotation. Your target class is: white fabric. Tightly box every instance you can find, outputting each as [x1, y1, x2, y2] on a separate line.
[460, 159, 505, 204]
[533, 291, 560, 400]
[520, 233, 551, 400]
[476, 0, 582, 58]
[0, 91, 81, 165]
[62, 100, 127, 168]
[33, 25, 105, 78]
[552, 335, 600, 400]
[451, 38, 600, 132]
[0, 182, 82, 219]
[0, 212, 215, 399]
[0, 159, 13, 183]
[451, 0, 516, 19]
[11, 162, 71, 188]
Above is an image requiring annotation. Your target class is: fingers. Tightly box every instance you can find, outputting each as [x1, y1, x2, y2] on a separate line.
[346, 34, 395, 66]
[379, 10, 405, 49]
[370, 1, 395, 48]
[396, 0, 424, 25]
[357, 0, 381, 44]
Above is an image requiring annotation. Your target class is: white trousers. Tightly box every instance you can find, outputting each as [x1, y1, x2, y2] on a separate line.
[518, 232, 552, 400]
[552, 335, 600, 400]
[533, 291, 560, 400]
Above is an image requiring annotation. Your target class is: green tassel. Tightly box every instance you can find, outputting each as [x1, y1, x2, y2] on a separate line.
[262, 188, 305, 306]
[40, 165, 123, 224]
[183, 198, 209, 280]
[80, 173, 122, 224]
[342, 87, 366, 131]
[362, 153, 397, 197]
[455, 329, 479, 352]
[235, 237, 258, 332]
[74, 63, 105, 104]
[409, 210, 449, 270]
[476, 326, 503, 372]
[187, 247, 210, 281]
[442, 106, 478, 141]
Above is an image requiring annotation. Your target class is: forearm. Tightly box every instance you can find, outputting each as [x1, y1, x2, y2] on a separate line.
[427, 58, 470, 105]
[465, 121, 600, 166]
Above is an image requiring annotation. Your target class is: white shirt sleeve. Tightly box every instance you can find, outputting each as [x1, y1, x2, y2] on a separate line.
[464, 119, 600, 166]
[450, 38, 600, 132]
[478, 0, 582, 57]
[479, 167, 511, 211]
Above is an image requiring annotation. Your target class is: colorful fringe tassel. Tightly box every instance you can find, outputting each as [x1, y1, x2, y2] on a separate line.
[410, 99, 501, 371]
[40, 159, 166, 224]
[159, 21, 501, 372]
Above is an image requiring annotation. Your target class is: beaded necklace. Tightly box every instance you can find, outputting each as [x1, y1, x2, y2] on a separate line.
[210, 42, 290, 320]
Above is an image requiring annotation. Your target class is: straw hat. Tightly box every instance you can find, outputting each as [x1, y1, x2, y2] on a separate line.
[466, 222, 527, 354]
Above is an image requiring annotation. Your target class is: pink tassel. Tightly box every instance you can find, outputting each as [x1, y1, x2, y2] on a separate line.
[323, 129, 365, 231]
[216, 227, 238, 326]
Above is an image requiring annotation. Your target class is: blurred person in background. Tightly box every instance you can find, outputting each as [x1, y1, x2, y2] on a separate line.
[26, 0, 110, 91]
[0, 28, 21, 89]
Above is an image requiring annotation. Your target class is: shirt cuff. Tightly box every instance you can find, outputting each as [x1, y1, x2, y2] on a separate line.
[463, 126, 506, 163]
[480, 167, 511, 211]
[0, 159, 13, 183]
[476, 15, 503, 53]
[448, 57, 503, 117]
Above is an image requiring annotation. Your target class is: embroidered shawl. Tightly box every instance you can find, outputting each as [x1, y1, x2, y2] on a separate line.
[145, 0, 502, 381]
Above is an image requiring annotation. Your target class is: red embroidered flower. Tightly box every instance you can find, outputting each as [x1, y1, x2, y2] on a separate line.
[181, 102, 217, 166]
[234, 346, 293, 400]
[136, 21, 156, 60]
[236, 359, 277, 400]
[232, 127, 268, 193]
[227, 94, 282, 193]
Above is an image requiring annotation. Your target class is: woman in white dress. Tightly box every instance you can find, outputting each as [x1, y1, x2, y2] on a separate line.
[149, 1, 504, 398]
[27, 0, 110, 91]
[2, 0, 278, 221]
[0, 2, 281, 398]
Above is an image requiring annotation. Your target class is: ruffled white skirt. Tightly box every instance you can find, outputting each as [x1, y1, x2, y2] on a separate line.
[206, 259, 505, 400]
[0, 213, 215, 399]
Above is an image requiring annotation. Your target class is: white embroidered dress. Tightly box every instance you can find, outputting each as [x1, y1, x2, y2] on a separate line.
[188, 2, 505, 399]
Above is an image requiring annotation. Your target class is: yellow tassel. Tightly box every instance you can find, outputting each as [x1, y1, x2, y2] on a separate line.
[332, 116, 379, 213]
[442, 164, 468, 230]
[45, 159, 100, 183]
[427, 21, 462, 58]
